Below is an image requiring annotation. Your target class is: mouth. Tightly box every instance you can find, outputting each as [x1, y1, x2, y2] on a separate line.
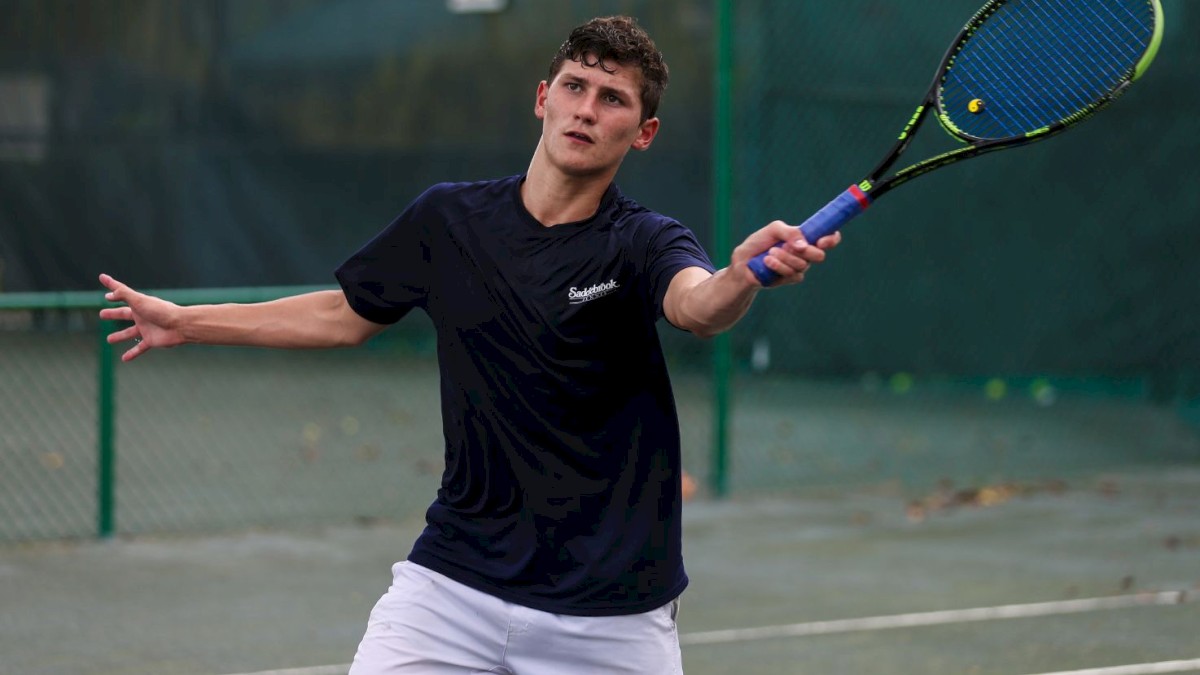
[564, 130, 594, 144]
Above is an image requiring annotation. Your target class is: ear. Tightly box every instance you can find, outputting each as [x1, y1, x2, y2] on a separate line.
[534, 80, 549, 120]
[631, 116, 660, 151]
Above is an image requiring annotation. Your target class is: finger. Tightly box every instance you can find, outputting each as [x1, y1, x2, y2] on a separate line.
[781, 235, 810, 255]
[762, 251, 809, 280]
[122, 342, 148, 362]
[99, 273, 135, 303]
[98, 307, 133, 321]
[107, 325, 141, 344]
[768, 245, 817, 272]
[815, 232, 842, 249]
[797, 246, 827, 263]
[748, 222, 803, 252]
[98, 273, 122, 293]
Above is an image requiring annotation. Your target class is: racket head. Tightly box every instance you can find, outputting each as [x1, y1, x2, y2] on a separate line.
[935, 0, 1165, 143]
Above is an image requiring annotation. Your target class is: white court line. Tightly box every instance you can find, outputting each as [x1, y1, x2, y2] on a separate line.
[221, 658, 1200, 675]
[221, 667, 348, 675]
[1023, 660, 1200, 675]
[220, 662, 348, 667]
[219, 591, 1197, 675]
[679, 590, 1195, 645]
[219, 658, 1200, 675]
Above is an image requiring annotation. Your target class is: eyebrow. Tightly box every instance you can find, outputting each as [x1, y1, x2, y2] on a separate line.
[560, 73, 635, 101]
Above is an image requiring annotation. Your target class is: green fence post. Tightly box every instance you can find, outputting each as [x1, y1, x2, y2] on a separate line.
[710, 0, 734, 498]
[97, 319, 116, 538]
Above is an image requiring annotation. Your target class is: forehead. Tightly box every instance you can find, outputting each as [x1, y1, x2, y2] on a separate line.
[553, 57, 643, 96]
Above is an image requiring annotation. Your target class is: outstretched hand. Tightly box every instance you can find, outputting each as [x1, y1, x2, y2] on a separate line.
[731, 221, 842, 287]
[98, 274, 186, 361]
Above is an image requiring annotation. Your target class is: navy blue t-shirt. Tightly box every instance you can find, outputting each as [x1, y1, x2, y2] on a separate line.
[335, 174, 715, 616]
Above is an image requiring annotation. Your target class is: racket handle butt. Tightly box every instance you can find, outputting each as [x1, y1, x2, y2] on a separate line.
[749, 185, 871, 286]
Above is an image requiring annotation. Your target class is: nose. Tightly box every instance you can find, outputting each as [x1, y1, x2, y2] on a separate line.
[575, 94, 599, 124]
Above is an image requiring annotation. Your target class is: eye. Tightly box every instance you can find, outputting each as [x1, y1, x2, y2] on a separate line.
[564, 82, 581, 92]
[604, 94, 624, 105]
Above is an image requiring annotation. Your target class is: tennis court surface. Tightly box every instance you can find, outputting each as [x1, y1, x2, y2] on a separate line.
[3, 462, 1198, 675]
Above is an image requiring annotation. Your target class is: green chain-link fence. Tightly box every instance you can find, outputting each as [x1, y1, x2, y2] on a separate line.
[0, 292, 714, 541]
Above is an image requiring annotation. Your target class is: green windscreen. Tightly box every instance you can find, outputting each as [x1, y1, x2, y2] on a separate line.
[1, 0, 1197, 540]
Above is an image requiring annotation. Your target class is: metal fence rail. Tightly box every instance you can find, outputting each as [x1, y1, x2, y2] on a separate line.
[0, 286, 327, 540]
[0, 285, 718, 543]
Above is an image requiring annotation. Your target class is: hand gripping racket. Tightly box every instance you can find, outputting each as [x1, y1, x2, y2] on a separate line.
[749, 0, 1165, 285]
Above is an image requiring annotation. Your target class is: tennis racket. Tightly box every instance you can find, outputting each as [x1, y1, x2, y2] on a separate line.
[749, 0, 1165, 286]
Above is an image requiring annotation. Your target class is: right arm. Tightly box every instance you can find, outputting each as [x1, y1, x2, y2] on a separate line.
[663, 221, 841, 339]
[98, 273, 386, 362]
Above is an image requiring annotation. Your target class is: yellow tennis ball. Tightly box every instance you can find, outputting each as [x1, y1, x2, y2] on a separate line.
[968, 98, 985, 113]
[1030, 378, 1057, 406]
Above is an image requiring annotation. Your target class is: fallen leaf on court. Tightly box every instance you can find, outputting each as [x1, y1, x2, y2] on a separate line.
[39, 451, 65, 470]
[905, 479, 1068, 522]
[1164, 535, 1200, 551]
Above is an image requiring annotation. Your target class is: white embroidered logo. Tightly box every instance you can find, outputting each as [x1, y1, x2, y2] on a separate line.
[568, 279, 619, 305]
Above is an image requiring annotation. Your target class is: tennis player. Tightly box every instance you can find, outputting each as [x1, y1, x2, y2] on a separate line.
[99, 15, 838, 674]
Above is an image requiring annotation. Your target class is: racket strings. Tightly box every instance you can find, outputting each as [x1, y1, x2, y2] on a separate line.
[980, 0, 1145, 121]
[940, 0, 1156, 140]
[952, 0, 1151, 135]
[994, 3, 1112, 126]
[969, 1, 1138, 132]
[971, 11, 1093, 134]
[1069, 1, 1152, 85]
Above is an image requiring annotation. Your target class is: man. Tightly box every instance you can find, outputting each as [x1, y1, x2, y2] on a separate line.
[99, 15, 838, 674]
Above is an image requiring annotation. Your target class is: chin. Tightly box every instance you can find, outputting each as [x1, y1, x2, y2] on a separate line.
[556, 157, 617, 179]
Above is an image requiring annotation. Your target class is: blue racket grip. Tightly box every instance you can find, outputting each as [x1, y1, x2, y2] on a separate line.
[748, 185, 872, 286]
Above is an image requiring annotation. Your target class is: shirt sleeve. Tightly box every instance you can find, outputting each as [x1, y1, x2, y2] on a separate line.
[644, 219, 717, 319]
[334, 186, 440, 325]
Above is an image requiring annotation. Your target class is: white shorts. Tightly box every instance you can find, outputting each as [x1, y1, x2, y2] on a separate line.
[348, 561, 683, 675]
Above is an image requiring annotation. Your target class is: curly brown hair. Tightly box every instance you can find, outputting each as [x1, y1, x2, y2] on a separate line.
[548, 16, 670, 121]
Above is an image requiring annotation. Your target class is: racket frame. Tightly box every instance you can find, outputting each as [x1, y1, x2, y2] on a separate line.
[748, 0, 1165, 286]
[863, 0, 1165, 202]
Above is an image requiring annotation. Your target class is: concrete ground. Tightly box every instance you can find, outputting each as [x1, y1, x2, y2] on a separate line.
[3, 467, 1199, 675]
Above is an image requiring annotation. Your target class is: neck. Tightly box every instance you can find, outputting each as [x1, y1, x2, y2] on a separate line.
[521, 138, 617, 227]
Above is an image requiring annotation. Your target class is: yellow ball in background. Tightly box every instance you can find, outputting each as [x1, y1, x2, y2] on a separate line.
[890, 372, 914, 394]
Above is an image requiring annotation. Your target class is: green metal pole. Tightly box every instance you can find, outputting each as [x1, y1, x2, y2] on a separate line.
[711, 0, 734, 498]
[97, 319, 116, 538]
